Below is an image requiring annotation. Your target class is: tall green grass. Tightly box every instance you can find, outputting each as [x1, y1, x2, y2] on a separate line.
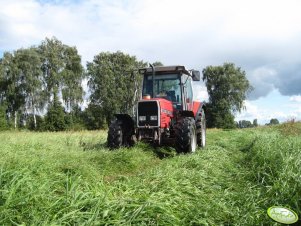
[239, 128, 301, 224]
[0, 124, 300, 225]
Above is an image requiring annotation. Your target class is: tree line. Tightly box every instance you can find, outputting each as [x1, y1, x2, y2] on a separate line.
[236, 118, 280, 128]
[0, 37, 253, 131]
[0, 37, 155, 131]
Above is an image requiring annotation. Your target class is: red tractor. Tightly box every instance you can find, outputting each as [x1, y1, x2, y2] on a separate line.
[107, 65, 206, 153]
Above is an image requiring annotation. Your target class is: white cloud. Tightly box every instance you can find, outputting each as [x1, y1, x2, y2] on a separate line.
[236, 100, 301, 124]
[236, 101, 264, 123]
[290, 95, 301, 103]
[2, 0, 301, 66]
[1, 0, 301, 122]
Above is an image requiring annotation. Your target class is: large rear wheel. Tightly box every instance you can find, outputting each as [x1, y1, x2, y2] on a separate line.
[175, 117, 197, 153]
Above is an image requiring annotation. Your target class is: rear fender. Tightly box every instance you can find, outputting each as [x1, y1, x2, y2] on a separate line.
[180, 103, 205, 120]
[195, 104, 206, 122]
[179, 110, 195, 118]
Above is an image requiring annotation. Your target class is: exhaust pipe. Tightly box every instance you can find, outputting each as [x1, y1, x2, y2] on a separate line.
[149, 64, 155, 98]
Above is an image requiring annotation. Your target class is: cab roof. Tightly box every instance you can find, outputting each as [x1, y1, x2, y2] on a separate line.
[139, 65, 191, 76]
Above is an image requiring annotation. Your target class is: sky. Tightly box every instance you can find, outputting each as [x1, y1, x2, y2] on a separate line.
[0, 0, 301, 124]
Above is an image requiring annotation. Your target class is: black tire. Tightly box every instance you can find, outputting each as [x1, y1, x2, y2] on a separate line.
[107, 119, 135, 149]
[196, 109, 206, 148]
[175, 117, 197, 153]
[107, 120, 123, 149]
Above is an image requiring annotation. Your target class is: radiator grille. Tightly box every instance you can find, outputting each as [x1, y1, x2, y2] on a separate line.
[138, 101, 159, 127]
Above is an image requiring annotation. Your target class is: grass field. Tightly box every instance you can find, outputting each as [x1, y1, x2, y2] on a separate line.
[0, 123, 300, 225]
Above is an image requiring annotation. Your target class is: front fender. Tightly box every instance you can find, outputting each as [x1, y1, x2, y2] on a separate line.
[114, 114, 135, 133]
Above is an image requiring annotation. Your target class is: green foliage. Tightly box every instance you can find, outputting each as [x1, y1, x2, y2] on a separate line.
[26, 114, 45, 131]
[237, 119, 258, 128]
[82, 103, 107, 130]
[14, 47, 45, 129]
[267, 118, 280, 125]
[0, 104, 9, 130]
[44, 96, 67, 131]
[206, 102, 236, 129]
[39, 37, 85, 110]
[152, 61, 164, 66]
[87, 51, 147, 126]
[0, 37, 85, 130]
[64, 105, 86, 131]
[0, 52, 25, 128]
[202, 63, 252, 129]
[238, 120, 252, 128]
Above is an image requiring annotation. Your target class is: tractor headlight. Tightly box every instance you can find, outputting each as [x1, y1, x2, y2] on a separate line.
[139, 116, 146, 121]
[150, 115, 157, 121]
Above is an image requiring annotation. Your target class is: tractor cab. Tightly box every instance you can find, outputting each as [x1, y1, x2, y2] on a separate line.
[140, 65, 200, 111]
[142, 73, 181, 108]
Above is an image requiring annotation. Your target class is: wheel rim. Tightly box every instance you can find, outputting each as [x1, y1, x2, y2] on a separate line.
[201, 119, 206, 147]
[201, 126, 206, 147]
[191, 132, 196, 152]
[120, 128, 123, 145]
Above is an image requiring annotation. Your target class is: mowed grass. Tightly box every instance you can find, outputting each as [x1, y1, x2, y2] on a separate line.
[0, 123, 300, 225]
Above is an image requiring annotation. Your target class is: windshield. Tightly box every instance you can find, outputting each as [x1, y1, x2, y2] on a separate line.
[142, 73, 181, 103]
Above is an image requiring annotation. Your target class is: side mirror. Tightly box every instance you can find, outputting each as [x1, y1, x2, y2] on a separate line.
[191, 70, 200, 81]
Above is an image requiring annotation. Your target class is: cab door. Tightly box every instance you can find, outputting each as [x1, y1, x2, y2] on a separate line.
[184, 77, 194, 111]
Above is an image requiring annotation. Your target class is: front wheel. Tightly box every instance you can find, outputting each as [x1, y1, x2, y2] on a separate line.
[175, 117, 197, 153]
[107, 120, 123, 149]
